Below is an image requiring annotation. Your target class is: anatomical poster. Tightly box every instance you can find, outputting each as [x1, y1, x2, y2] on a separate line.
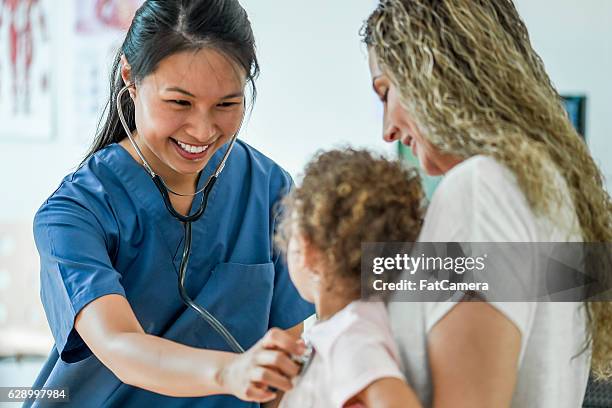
[0, 0, 53, 141]
[73, 0, 143, 141]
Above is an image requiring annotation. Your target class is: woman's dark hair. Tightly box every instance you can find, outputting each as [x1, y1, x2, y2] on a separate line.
[84, 0, 259, 161]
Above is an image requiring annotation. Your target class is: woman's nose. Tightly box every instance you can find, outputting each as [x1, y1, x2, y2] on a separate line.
[189, 114, 218, 142]
[383, 126, 401, 143]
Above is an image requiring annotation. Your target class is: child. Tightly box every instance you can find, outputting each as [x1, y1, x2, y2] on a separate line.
[275, 148, 425, 407]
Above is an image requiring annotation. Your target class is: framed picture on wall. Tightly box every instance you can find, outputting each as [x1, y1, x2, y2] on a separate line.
[0, 0, 54, 141]
[72, 0, 144, 142]
[561, 95, 587, 139]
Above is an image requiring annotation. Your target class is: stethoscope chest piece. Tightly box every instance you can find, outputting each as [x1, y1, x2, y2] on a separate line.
[294, 340, 315, 381]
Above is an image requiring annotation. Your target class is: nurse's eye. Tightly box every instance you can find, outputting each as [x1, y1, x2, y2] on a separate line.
[168, 100, 191, 107]
[217, 101, 241, 108]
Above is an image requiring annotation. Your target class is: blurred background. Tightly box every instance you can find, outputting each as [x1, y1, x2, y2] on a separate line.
[0, 0, 610, 401]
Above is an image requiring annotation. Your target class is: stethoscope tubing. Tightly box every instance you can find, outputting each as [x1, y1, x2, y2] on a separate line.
[116, 83, 246, 353]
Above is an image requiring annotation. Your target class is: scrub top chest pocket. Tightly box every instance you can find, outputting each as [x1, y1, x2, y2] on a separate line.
[169, 262, 276, 351]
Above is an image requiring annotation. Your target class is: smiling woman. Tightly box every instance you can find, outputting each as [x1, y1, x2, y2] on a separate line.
[27, 1, 313, 407]
[362, 0, 612, 407]
[368, 55, 462, 176]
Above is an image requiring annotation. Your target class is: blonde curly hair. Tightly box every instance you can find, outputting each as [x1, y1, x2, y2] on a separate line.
[363, 0, 612, 378]
[276, 148, 425, 296]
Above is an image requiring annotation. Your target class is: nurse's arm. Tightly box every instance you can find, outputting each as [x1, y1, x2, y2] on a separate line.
[74, 294, 233, 397]
[427, 302, 521, 407]
[75, 294, 302, 400]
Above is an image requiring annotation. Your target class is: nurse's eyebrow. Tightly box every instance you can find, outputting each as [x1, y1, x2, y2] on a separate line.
[165, 86, 244, 99]
[166, 87, 196, 98]
[221, 91, 245, 99]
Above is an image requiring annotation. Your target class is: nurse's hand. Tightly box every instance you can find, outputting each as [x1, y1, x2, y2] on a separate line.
[220, 328, 305, 402]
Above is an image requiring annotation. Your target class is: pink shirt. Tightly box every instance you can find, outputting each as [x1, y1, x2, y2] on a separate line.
[280, 301, 405, 408]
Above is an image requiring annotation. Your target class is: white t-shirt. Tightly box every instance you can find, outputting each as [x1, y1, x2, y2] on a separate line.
[280, 301, 404, 408]
[388, 155, 591, 407]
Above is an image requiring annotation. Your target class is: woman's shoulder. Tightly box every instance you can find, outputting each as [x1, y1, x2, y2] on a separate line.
[35, 145, 126, 221]
[233, 139, 293, 192]
[440, 155, 514, 192]
[235, 139, 290, 175]
[422, 155, 535, 241]
[423, 154, 580, 241]
[429, 155, 520, 212]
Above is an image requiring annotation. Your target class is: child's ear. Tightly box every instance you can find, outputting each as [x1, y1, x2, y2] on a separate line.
[301, 236, 322, 273]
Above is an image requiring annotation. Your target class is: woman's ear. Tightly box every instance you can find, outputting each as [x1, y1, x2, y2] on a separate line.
[120, 55, 136, 99]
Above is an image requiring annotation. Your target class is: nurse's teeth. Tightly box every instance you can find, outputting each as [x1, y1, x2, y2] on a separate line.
[177, 140, 209, 154]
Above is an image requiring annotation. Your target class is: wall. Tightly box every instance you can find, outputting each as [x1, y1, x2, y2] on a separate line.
[0, 0, 610, 345]
[0, 0, 610, 390]
[515, 0, 612, 191]
[2, 0, 610, 223]
[0, 0, 384, 224]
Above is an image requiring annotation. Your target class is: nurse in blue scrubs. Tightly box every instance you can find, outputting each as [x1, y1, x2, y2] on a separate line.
[27, 1, 313, 406]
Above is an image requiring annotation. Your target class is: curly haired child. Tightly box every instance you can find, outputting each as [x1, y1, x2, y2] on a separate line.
[276, 148, 425, 408]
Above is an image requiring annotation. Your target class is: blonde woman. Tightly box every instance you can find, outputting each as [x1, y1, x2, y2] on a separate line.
[363, 1, 612, 407]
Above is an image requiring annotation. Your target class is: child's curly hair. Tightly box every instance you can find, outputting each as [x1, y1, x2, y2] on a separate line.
[276, 148, 425, 294]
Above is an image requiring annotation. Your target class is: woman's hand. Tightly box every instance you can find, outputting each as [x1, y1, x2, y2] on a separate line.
[219, 328, 305, 403]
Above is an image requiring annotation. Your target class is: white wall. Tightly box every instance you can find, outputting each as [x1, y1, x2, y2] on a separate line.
[0, 0, 610, 385]
[2, 0, 610, 223]
[0, 2, 383, 363]
[237, 0, 389, 177]
[0, 0, 384, 223]
[515, 0, 612, 191]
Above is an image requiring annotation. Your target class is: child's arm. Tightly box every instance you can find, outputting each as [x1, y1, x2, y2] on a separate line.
[348, 377, 422, 408]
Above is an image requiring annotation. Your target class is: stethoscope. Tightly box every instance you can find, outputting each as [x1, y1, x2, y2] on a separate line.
[117, 84, 315, 378]
[116, 83, 245, 353]
[293, 341, 315, 378]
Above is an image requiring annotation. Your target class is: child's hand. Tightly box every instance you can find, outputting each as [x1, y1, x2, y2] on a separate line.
[219, 328, 305, 402]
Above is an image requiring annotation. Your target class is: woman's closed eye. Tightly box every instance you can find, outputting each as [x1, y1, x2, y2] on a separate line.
[165, 99, 242, 108]
[373, 86, 388, 104]
[380, 88, 389, 103]
[168, 99, 191, 107]
[217, 101, 242, 108]
[372, 78, 389, 103]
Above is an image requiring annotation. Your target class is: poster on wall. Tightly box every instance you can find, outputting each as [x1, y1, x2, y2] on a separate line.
[0, 0, 53, 141]
[561, 95, 587, 139]
[73, 0, 143, 142]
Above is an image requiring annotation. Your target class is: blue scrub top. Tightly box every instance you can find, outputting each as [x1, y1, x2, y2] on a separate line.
[27, 141, 314, 407]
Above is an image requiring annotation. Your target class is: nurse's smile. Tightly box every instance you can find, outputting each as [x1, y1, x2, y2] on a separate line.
[170, 137, 215, 161]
